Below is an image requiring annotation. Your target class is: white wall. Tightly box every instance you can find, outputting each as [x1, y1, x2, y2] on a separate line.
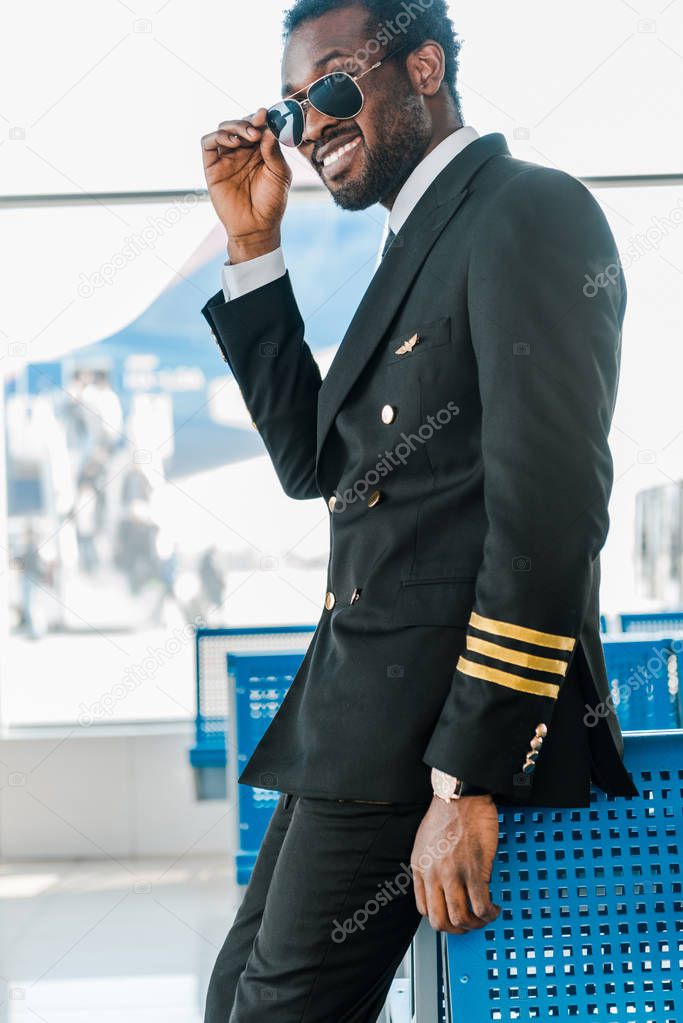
[0, 724, 230, 860]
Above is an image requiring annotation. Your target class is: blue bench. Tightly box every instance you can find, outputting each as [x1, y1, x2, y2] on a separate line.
[441, 731, 683, 1022]
[227, 650, 308, 885]
[619, 611, 683, 634]
[602, 635, 682, 730]
[188, 625, 315, 799]
[208, 644, 683, 1020]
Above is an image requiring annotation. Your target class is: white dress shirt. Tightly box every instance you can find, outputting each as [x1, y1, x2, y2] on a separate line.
[221, 125, 479, 302]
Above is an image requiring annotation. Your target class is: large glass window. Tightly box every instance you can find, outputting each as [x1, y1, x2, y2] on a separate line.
[454, 1, 683, 176]
[1, 196, 384, 726]
[594, 186, 683, 611]
[3, 1, 681, 199]
[3, 1, 681, 725]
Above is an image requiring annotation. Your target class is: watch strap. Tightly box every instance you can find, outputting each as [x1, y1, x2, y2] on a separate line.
[431, 767, 490, 800]
[458, 781, 490, 797]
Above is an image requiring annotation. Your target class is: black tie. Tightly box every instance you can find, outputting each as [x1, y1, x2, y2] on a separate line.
[381, 228, 396, 260]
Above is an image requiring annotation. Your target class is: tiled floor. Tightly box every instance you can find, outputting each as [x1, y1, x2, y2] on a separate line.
[0, 855, 238, 1022]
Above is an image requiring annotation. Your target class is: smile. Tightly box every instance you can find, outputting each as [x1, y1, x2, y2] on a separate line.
[322, 135, 362, 168]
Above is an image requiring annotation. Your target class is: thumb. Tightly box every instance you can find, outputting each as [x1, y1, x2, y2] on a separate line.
[260, 127, 291, 179]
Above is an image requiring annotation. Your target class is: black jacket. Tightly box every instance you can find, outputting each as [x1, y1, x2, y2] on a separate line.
[201, 133, 637, 807]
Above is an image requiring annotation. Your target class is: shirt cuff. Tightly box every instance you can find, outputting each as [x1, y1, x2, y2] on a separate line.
[221, 246, 287, 302]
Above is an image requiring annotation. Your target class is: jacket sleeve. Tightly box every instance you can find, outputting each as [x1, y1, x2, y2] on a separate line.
[201, 271, 323, 501]
[423, 167, 626, 798]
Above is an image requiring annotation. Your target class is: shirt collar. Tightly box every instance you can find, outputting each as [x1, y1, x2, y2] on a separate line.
[386, 125, 480, 239]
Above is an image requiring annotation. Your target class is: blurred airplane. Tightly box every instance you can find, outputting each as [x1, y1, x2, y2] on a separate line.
[5, 197, 384, 516]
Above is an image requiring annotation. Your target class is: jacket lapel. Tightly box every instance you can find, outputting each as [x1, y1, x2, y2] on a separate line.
[315, 133, 510, 486]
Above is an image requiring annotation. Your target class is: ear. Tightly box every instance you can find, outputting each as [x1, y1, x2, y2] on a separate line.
[405, 41, 445, 98]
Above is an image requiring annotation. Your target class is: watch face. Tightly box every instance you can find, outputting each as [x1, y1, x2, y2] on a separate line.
[432, 767, 460, 801]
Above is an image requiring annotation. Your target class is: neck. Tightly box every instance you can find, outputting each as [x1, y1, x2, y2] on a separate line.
[380, 115, 463, 212]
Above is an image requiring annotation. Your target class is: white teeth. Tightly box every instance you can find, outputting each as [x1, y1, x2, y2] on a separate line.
[322, 136, 361, 168]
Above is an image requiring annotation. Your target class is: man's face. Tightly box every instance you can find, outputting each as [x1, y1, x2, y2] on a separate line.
[281, 5, 433, 210]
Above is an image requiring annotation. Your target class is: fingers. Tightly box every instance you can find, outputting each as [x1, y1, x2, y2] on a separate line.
[416, 870, 498, 934]
[216, 121, 262, 146]
[425, 882, 467, 935]
[215, 107, 269, 142]
[412, 865, 427, 916]
[445, 882, 488, 932]
[418, 875, 468, 935]
[201, 107, 289, 176]
[201, 106, 276, 164]
[247, 106, 269, 127]
[259, 124, 288, 172]
[466, 875, 500, 924]
[200, 119, 262, 163]
[218, 122, 261, 143]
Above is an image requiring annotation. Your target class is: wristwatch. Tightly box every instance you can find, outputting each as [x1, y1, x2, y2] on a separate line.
[431, 767, 489, 801]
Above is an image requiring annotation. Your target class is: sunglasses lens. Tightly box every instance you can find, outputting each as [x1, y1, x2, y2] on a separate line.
[266, 100, 304, 147]
[308, 72, 363, 119]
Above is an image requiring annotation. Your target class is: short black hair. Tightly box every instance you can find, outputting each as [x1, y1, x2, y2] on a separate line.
[282, 0, 463, 115]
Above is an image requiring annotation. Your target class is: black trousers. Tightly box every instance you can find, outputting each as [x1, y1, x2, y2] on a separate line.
[204, 793, 431, 1022]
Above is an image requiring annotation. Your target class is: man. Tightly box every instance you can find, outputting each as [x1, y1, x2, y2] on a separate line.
[200, 1, 637, 1018]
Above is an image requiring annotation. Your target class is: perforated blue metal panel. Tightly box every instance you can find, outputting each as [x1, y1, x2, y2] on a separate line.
[227, 650, 305, 884]
[189, 625, 316, 773]
[602, 637, 681, 730]
[446, 731, 683, 1022]
[620, 612, 683, 635]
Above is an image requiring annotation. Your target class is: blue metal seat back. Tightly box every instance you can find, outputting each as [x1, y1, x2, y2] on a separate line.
[446, 731, 683, 1022]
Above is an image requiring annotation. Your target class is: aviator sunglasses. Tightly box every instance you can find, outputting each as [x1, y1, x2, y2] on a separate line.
[266, 41, 409, 148]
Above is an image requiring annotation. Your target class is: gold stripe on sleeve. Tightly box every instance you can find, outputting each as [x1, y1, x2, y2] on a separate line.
[457, 655, 560, 699]
[469, 611, 575, 652]
[466, 635, 569, 676]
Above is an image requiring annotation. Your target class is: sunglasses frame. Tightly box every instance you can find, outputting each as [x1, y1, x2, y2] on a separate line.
[267, 40, 409, 148]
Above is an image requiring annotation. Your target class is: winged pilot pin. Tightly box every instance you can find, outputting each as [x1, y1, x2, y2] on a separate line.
[394, 332, 421, 356]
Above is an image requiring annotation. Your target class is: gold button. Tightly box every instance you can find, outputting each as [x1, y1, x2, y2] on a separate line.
[381, 404, 396, 424]
[530, 736, 543, 751]
[535, 723, 548, 738]
[328, 494, 337, 512]
[367, 490, 382, 508]
[251, 420, 258, 430]
[324, 591, 336, 610]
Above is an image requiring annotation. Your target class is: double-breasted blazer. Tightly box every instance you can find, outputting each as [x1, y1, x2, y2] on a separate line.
[201, 132, 638, 806]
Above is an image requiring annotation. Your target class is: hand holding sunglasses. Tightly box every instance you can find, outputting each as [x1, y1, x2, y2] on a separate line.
[200, 106, 292, 264]
[266, 41, 408, 148]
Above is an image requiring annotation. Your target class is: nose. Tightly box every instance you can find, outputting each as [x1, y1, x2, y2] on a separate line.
[301, 101, 340, 146]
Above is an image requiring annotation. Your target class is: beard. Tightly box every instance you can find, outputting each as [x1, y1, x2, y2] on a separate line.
[316, 88, 433, 211]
